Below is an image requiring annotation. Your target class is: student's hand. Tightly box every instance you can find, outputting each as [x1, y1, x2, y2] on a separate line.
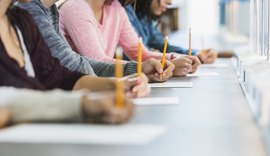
[142, 58, 175, 82]
[197, 48, 218, 64]
[82, 92, 134, 124]
[121, 73, 151, 98]
[171, 56, 193, 76]
[0, 107, 10, 128]
[168, 52, 186, 59]
[188, 55, 201, 73]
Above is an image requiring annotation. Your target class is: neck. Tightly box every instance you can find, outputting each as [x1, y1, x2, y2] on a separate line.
[0, 0, 12, 19]
[41, 0, 58, 8]
[86, 0, 105, 11]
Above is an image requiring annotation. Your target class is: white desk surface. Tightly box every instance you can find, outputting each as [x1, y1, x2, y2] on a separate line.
[0, 58, 267, 156]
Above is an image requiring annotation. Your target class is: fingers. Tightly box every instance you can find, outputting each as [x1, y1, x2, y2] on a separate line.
[206, 49, 217, 64]
[198, 49, 217, 64]
[131, 74, 150, 97]
[173, 66, 190, 76]
[149, 58, 163, 73]
[171, 57, 193, 77]
[84, 93, 135, 124]
[122, 75, 139, 93]
[102, 97, 134, 124]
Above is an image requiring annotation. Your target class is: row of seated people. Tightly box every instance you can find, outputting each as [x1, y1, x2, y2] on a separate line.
[0, 0, 218, 128]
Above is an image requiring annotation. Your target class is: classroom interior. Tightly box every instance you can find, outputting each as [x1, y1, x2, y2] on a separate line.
[1, 0, 270, 156]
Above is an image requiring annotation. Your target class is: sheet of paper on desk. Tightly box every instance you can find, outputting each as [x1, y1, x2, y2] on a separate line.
[187, 72, 220, 77]
[200, 63, 228, 68]
[133, 97, 180, 106]
[149, 82, 193, 88]
[0, 124, 167, 145]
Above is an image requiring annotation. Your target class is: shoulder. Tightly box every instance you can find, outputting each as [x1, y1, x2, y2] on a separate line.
[105, 0, 128, 22]
[59, 0, 92, 21]
[18, 0, 47, 16]
[109, 0, 125, 12]
[12, 6, 37, 27]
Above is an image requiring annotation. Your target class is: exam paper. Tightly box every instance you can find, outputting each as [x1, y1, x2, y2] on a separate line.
[149, 82, 193, 88]
[0, 124, 167, 145]
[187, 72, 220, 77]
[200, 63, 228, 68]
[133, 97, 180, 106]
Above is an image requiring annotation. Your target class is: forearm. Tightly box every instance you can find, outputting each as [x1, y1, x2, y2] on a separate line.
[90, 60, 137, 77]
[73, 76, 116, 91]
[0, 88, 84, 123]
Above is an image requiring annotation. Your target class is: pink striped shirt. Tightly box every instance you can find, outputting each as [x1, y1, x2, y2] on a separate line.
[59, 0, 172, 63]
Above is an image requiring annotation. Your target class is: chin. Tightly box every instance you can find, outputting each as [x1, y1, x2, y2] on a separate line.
[155, 11, 162, 16]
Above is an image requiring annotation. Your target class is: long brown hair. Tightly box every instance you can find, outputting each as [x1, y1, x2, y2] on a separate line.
[132, 0, 161, 21]
[118, 0, 136, 6]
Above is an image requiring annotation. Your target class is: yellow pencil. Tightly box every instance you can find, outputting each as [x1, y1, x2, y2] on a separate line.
[160, 36, 168, 79]
[137, 37, 143, 77]
[115, 47, 124, 109]
[188, 28, 192, 56]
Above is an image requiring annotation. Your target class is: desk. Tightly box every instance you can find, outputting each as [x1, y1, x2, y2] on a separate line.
[0, 59, 266, 156]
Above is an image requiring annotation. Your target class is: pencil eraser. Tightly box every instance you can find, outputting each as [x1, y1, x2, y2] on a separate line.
[116, 47, 123, 57]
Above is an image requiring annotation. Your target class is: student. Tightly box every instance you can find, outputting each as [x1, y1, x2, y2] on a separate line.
[0, 0, 151, 97]
[0, 0, 136, 126]
[0, 87, 134, 127]
[58, 0, 201, 76]
[19, 0, 175, 82]
[0, 0, 149, 96]
[125, 0, 218, 64]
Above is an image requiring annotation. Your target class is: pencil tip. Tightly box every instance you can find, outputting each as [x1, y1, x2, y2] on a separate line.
[165, 36, 168, 40]
[139, 37, 142, 43]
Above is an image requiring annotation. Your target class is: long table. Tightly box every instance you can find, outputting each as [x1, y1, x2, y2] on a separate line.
[0, 58, 267, 156]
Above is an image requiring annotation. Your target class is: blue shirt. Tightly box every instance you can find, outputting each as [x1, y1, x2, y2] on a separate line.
[125, 5, 197, 58]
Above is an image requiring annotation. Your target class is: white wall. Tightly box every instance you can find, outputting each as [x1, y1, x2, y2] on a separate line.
[172, 0, 219, 35]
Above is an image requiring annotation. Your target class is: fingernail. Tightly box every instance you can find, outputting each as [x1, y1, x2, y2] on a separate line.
[158, 68, 163, 73]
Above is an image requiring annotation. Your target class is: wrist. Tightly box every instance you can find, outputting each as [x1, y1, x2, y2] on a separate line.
[0, 107, 10, 128]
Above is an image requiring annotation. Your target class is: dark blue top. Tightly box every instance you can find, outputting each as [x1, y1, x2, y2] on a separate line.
[125, 5, 197, 58]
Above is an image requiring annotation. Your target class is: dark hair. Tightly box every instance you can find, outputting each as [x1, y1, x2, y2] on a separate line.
[6, 3, 18, 28]
[118, 0, 136, 6]
[132, 0, 161, 21]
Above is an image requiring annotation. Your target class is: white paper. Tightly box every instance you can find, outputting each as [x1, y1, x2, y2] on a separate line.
[0, 124, 167, 145]
[200, 63, 228, 68]
[149, 82, 193, 88]
[133, 97, 180, 106]
[187, 72, 220, 77]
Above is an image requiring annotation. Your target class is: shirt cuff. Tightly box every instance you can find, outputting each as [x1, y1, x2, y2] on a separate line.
[124, 61, 138, 76]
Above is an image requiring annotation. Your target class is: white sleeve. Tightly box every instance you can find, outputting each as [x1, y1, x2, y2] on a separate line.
[0, 87, 84, 123]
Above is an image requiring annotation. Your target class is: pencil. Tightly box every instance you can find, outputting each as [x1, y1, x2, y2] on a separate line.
[137, 37, 142, 77]
[188, 28, 192, 56]
[115, 47, 124, 109]
[160, 36, 168, 79]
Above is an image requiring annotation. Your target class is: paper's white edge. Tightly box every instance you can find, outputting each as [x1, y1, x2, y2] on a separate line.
[0, 124, 167, 145]
[149, 82, 193, 88]
[133, 97, 180, 106]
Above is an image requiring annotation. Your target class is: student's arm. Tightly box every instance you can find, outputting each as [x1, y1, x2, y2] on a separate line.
[1, 88, 83, 123]
[17, 8, 83, 90]
[19, 3, 136, 77]
[0, 87, 134, 124]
